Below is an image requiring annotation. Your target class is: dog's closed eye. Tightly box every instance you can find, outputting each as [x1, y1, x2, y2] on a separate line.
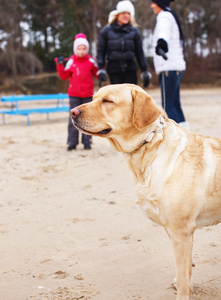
[102, 99, 114, 104]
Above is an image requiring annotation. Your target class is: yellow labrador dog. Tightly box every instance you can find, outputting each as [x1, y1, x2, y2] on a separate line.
[70, 84, 221, 300]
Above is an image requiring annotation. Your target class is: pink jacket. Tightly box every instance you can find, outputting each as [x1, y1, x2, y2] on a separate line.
[56, 54, 98, 98]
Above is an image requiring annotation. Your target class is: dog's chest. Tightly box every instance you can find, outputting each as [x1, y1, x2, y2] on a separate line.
[125, 152, 169, 226]
[124, 137, 187, 225]
[135, 182, 166, 226]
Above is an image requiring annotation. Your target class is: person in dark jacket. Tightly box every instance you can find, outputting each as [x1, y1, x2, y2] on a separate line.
[97, 0, 151, 87]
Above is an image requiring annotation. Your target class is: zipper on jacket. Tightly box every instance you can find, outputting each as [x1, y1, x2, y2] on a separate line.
[120, 36, 127, 72]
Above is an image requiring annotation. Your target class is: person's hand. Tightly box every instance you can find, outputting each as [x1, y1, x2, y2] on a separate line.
[54, 57, 64, 64]
[140, 71, 152, 88]
[97, 69, 107, 87]
[156, 39, 168, 55]
[97, 69, 107, 82]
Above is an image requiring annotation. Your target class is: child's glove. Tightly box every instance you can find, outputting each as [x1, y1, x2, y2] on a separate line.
[140, 71, 152, 88]
[156, 39, 168, 55]
[54, 57, 64, 64]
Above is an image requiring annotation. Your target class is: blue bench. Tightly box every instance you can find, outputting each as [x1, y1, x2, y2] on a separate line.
[0, 93, 70, 125]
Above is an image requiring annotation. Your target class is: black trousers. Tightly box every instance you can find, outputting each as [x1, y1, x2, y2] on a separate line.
[68, 96, 92, 146]
[109, 71, 137, 84]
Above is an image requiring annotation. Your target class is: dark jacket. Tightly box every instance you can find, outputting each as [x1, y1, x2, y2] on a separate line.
[97, 21, 147, 74]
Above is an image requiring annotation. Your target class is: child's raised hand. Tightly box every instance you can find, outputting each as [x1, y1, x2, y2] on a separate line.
[54, 57, 64, 64]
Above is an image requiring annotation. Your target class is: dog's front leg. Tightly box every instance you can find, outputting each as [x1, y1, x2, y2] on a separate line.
[169, 226, 195, 300]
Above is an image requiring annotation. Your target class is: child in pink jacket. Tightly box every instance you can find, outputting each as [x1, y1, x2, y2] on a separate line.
[55, 33, 98, 150]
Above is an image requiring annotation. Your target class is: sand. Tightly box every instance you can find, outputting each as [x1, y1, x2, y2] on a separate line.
[0, 87, 221, 300]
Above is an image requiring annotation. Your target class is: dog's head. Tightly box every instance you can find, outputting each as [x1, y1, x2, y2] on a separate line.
[70, 84, 162, 152]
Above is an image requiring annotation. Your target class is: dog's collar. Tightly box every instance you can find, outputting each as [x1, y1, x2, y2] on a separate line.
[142, 116, 165, 144]
[128, 116, 165, 154]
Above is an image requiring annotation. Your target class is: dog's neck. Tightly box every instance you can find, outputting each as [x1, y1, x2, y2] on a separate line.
[129, 116, 165, 153]
[108, 116, 166, 153]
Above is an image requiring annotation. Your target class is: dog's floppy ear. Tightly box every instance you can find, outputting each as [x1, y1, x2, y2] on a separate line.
[131, 88, 161, 130]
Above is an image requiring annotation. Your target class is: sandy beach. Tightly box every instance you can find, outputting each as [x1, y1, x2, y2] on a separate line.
[0, 87, 221, 300]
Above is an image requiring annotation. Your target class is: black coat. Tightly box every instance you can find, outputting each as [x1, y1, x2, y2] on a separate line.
[97, 22, 147, 74]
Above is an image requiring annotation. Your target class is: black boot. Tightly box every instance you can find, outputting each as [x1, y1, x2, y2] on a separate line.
[67, 144, 76, 151]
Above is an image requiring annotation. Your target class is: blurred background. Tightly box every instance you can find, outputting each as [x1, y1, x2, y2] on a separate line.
[0, 0, 220, 94]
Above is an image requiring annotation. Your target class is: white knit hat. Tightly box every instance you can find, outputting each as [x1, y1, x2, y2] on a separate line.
[108, 1, 135, 24]
[73, 33, 89, 55]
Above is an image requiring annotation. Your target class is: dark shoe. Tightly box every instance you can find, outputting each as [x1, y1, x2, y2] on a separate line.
[67, 144, 76, 151]
[84, 145, 91, 150]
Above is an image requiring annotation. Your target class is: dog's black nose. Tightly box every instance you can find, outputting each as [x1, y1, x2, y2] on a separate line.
[70, 108, 81, 119]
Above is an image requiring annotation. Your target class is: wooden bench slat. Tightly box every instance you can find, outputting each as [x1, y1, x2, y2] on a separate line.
[1, 93, 69, 102]
[5, 107, 70, 115]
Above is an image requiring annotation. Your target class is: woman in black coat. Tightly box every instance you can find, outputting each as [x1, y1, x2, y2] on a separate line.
[97, 0, 151, 87]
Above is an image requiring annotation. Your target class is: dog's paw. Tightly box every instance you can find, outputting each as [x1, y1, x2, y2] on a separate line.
[172, 274, 194, 291]
[172, 278, 177, 290]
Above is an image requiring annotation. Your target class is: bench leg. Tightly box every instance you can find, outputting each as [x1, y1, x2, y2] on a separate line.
[47, 113, 49, 121]
[27, 115, 30, 126]
[2, 114, 5, 125]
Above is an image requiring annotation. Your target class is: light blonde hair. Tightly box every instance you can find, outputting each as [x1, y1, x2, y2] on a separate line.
[108, 14, 138, 27]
